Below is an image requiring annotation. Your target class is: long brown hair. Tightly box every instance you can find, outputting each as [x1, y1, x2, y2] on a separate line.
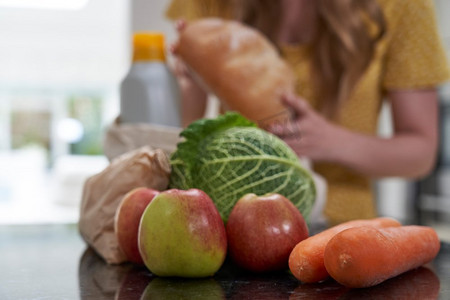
[235, 0, 386, 117]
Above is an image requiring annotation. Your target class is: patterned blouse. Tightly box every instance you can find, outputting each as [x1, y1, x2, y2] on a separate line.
[166, 0, 450, 224]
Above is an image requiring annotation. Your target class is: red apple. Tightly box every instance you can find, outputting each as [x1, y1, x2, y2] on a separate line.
[138, 189, 227, 277]
[114, 187, 159, 264]
[226, 193, 309, 273]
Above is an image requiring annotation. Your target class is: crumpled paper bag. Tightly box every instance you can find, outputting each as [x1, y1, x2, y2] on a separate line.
[103, 117, 182, 161]
[79, 146, 171, 264]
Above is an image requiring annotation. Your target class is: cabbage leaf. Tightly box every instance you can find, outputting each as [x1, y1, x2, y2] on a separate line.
[169, 112, 316, 221]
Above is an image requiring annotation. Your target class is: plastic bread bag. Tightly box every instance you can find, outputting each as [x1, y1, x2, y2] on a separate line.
[79, 146, 171, 264]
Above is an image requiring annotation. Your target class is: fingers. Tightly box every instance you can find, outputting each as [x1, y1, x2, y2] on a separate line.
[281, 93, 311, 118]
[169, 41, 179, 54]
[268, 122, 283, 136]
[268, 118, 301, 139]
[172, 58, 190, 78]
[175, 19, 187, 32]
[170, 19, 187, 55]
[268, 93, 309, 137]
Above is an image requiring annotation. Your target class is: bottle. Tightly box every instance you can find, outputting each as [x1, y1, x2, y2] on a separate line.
[120, 32, 181, 127]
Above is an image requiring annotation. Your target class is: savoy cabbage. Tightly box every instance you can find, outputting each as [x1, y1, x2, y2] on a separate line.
[169, 112, 316, 221]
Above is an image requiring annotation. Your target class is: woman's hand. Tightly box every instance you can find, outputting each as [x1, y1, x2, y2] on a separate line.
[169, 19, 208, 127]
[268, 93, 347, 162]
[269, 90, 438, 179]
[170, 20, 190, 81]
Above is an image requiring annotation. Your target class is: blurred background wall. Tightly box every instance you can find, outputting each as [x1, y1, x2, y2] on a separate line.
[0, 0, 449, 226]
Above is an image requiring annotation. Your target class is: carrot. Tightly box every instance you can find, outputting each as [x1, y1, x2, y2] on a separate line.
[288, 217, 401, 283]
[323, 225, 440, 288]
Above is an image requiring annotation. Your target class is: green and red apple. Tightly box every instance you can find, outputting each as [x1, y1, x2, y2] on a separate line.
[138, 189, 227, 278]
[226, 193, 309, 272]
[114, 187, 159, 264]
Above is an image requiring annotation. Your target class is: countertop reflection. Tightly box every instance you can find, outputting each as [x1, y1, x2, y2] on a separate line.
[1, 224, 450, 299]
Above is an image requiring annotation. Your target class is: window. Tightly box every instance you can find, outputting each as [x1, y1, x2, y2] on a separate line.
[0, 0, 128, 224]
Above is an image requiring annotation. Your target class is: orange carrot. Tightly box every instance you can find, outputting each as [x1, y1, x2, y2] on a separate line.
[323, 225, 440, 288]
[288, 217, 401, 283]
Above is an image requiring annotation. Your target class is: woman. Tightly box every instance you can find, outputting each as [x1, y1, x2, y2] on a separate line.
[166, 0, 449, 225]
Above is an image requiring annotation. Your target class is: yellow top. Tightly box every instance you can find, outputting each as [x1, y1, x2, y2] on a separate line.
[166, 0, 450, 224]
[133, 32, 166, 62]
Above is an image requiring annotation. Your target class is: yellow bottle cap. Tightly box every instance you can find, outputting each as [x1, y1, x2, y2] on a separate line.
[132, 32, 166, 62]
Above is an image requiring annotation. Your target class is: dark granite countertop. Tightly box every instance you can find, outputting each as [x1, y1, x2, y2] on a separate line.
[1, 224, 449, 299]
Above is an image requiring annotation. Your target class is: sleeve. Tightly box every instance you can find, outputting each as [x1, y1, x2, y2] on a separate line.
[165, 0, 234, 21]
[382, 0, 450, 90]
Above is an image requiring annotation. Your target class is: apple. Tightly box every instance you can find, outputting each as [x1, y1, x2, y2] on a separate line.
[138, 189, 227, 278]
[226, 193, 309, 273]
[114, 187, 159, 264]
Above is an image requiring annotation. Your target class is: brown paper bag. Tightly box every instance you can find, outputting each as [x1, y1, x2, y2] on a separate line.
[79, 146, 171, 264]
[103, 117, 182, 161]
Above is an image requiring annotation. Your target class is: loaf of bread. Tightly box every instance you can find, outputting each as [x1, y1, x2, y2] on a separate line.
[175, 18, 295, 126]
